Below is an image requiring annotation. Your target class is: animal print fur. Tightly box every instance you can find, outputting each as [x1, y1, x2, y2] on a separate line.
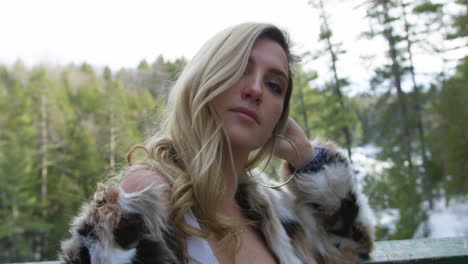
[59, 139, 374, 264]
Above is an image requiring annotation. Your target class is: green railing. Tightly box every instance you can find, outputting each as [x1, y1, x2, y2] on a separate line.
[368, 237, 468, 264]
[4, 237, 468, 264]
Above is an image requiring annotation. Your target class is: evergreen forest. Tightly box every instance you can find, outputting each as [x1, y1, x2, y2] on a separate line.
[0, 0, 467, 261]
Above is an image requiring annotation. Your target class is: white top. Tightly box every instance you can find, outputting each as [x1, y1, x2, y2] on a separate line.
[184, 210, 220, 264]
[126, 165, 219, 263]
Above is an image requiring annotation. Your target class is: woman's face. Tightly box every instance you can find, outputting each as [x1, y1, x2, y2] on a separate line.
[213, 37, 289, 152]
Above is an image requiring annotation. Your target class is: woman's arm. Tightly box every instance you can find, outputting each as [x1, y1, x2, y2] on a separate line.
[275, 118, 375, 264]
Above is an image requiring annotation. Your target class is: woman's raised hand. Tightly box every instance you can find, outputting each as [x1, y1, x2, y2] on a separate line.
[273, 117, 315, 169]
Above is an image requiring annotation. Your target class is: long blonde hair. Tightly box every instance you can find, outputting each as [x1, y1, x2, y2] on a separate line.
[134, 22, 297, 258]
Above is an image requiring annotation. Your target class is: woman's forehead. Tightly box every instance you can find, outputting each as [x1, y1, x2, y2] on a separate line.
[249, 38, 289, 78]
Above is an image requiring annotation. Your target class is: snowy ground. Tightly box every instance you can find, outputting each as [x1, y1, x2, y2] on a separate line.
[351, 144, 468, 239]
[414, 198, 468, 238]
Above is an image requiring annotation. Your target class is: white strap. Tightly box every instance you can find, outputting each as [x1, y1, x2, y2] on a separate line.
[184, 210, 219, 264]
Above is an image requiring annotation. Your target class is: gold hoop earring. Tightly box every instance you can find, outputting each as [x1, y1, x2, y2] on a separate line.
[254, 134, 299, 189]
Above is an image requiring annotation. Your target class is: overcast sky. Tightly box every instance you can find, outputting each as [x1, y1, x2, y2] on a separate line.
[1, 0, 459, 94]
[1, 0, 326, 67]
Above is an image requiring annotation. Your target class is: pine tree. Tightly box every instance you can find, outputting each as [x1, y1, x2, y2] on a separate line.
[310, 0, 355, 160]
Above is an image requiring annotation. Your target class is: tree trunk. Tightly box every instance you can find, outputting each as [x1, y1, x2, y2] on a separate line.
[109, 110, 116, 169]
[381, 0, 413, 171]
[319, 0, 353, 161]
[400, 0, 432, 208]
[296, 72, 311, 138]
[40, 90, 49, 259]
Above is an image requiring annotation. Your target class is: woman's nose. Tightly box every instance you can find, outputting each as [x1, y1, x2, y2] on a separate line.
[241, 76, 263, 104]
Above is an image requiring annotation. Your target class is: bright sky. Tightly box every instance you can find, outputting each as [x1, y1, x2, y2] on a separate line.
[1, 0, 328, 68]
[0, 0, 456, 94]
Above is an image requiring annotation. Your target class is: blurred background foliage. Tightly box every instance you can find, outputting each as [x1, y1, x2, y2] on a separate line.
[0, 0, 467, 261]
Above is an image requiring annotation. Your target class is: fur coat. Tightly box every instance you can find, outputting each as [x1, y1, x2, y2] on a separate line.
[59, 140, 375, 264]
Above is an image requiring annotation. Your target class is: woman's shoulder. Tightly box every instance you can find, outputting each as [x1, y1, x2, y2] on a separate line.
[120, 165, 172, 203]
[59, 165, 183, 263]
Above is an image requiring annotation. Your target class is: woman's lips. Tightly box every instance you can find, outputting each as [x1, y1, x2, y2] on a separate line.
[230, 107, 259, 124]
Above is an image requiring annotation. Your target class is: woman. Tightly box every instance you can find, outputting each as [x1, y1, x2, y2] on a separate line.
[60, 23, 374, 264]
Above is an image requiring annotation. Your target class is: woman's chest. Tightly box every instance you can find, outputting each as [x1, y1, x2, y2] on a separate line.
[208, 226, 278, 264]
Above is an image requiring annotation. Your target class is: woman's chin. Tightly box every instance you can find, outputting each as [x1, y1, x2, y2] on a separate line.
[227, 133, 268, 152]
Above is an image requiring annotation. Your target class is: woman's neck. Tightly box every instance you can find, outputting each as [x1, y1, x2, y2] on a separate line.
[219, 146, 249, 212]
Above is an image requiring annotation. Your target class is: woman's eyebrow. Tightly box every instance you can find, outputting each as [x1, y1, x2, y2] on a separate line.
[269, 69, 288, 81]
[248, 57, 288, 81]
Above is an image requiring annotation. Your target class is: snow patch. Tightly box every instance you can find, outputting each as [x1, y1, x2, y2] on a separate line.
[376, 208, 400, 237]
[415, 198, 468, 239]
[352, 144, 393, 183]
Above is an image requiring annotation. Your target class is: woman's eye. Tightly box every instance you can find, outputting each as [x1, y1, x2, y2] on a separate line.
[266, 81, 283, 94]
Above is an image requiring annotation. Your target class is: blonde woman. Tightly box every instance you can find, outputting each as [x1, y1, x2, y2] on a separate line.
[60, 23, 374, 264]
